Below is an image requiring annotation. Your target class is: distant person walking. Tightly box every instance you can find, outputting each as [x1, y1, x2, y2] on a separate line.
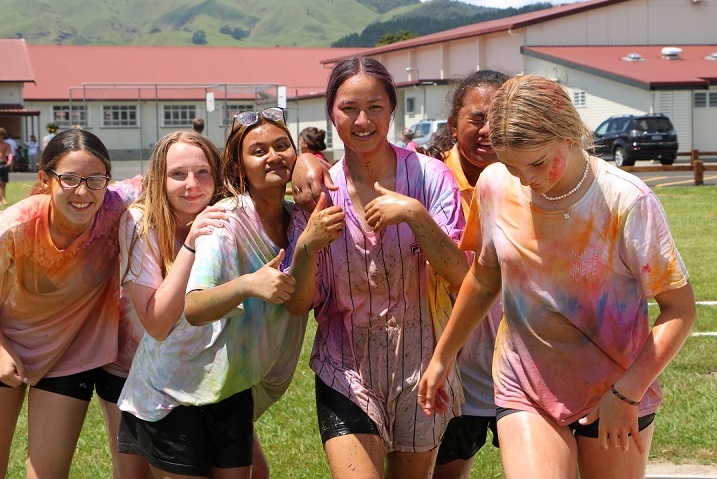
[0, 128, 14, 205]
[298, 126, 331, 170]
[192, 117, 205, 134]
[27, 135, 39, 171]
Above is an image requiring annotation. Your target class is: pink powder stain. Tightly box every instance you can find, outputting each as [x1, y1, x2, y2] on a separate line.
[549, 154, 566, 182]
[642, 263, 652, 273]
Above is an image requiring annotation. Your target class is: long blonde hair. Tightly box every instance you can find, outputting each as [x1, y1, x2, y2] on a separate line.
[488, 75, 594, 152]
[127, 131, 223, 278]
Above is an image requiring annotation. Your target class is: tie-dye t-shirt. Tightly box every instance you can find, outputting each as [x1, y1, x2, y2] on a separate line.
[462, 158, 689, 425]
[286, 145, 465, 452]
[119, 195, 308, 421]
[0, 177, 141, 385]
[442, 146, 503, 417]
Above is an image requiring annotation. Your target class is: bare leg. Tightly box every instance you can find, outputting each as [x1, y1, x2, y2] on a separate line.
[0, 182, 7, 204]
[251, 432, 269, 479]
[497, 411, 578, 479]
[577, 422, 654, 479]
[0, 385, 26, 476]
[99, 397, 152, 478]
[386, 449, 438, 479]
[324, 433, 384, 479]
[26, 388, 89, 479]
[433, 457, 476, 479]
[149, 464, 207, 479]
[210, 465, 252, 479]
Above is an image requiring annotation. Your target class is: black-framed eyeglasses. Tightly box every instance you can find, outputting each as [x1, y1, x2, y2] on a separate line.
[232, 107, 285, 129]
[50, 170, 109, 190]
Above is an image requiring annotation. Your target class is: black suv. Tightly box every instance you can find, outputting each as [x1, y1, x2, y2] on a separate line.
[593, 113, 678, 166]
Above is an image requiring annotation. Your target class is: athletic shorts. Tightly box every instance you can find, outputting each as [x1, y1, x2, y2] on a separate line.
[315, 375, 379, 444]
[117, 389, 254, 476]
[0, 165, 8, 183]
[496, 407, 656, 438]
[0, 367, 126, 403]
[436, 415, 499, 464]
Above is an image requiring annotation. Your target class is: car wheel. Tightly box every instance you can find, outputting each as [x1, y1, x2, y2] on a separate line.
[614, 147, 633, 167]
[660, 157, 675, 166]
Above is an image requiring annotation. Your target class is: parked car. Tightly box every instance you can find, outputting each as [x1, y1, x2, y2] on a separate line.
[593, 113, 678, 166]
[408, 119, 447, 147]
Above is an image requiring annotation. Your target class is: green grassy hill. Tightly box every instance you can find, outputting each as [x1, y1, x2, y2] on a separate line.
[1, 0, 551, 47]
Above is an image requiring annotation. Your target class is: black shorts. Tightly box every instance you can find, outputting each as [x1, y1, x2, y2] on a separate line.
[117, 389, 254, 476]
[0, 367, 126, 402]
[315, 375, 379, 444]
[0, 165, 8, 183]
[496, 407, 656, 438]
[436, 414, 499, 464]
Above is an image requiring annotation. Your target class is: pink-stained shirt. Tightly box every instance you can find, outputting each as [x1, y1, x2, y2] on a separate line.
[0, 177, 141, 385]
[462, 159, 689, 425]
[286, 145, 466, 452]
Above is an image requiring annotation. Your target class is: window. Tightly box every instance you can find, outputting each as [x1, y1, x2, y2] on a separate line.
[163, 105, 196, 127]
[572, 90, 587, 108]
[52, 105, 87, 128]
[222, 103, 255, 126]
[406, 97, 416, 114]
[694, 91, 717, 108]
[103, 105, 138, 127]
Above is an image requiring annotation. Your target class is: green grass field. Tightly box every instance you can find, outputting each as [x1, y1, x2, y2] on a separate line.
[3, 183, 716, 478]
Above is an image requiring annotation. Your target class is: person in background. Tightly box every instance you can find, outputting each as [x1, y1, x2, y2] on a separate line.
[27, 135, 39, 171]
[419, 75, 696, 479]
[401, 128, 419, 151]
[298, 126, 332, 170]
[41, 122, 58, 151]
[0, 128, 13, 205]
[424, 69, 510, 479]
[192, 117, 205, 135]
[0, 129, 142, 478]
[285, 56, 468, 479]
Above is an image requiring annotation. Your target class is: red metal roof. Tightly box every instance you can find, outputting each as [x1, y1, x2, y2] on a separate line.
[321, 0, 625, 64]
[0, 104, 40, 116]
[523, 45, 717, 89]
[1, 39, 35, 82]
[22, 45, 368, 101]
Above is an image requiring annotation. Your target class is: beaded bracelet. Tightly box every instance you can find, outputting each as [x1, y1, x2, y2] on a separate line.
[610, 385, 639, 406]
[182, 243, 196, 254]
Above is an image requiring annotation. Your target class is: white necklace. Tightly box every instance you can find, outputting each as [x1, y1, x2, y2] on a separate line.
[541, 156, 590, 219]
[542, 156, 590, 201]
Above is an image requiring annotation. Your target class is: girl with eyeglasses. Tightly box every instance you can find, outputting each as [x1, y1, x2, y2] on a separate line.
[284, 57, 468, 479]
[118, 110, 308, 478]
[0, 128, 144, 478]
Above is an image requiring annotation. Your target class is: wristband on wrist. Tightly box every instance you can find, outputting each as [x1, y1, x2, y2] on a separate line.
[182, 243, 196, 254]
[610, 384, 639, 406]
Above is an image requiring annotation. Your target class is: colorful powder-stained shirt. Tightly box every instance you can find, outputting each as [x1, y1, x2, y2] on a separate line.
[286, 145, 466, 452]
[0, 177, 141, 384]
[442, 146, 503, 417]
[462, 158, 689, 425]
[119, 196, 308, 421]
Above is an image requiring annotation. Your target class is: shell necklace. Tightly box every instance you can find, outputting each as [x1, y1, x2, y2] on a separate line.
[541, 155, 590, 219]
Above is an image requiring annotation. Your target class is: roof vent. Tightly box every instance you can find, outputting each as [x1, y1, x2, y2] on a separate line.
[661, 47, 683, 59]
[705, 52, 717, 61]
[622, 52, 645, 62]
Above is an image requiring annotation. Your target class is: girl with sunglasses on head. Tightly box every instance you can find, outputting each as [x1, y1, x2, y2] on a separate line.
[419, 75, 696, 479]
[120, 109, 308, 479]
[0, 128, 143, 478]
[284, 57, 468, 479]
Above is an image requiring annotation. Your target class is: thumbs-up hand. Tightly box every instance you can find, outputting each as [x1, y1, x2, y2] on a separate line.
[302, 192, 346, 254]
[364, 182, 419, 232]
[246, 249, 297, 304]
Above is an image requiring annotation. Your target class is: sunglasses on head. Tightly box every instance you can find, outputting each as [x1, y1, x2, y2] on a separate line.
[233, 107, 285, 128]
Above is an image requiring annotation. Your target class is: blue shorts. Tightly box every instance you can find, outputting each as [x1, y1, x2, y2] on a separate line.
[118, 389, 254, 476]
[436, 414, 499, 464]
[496, 407, 656, 438]
[0, 367, 125, 403]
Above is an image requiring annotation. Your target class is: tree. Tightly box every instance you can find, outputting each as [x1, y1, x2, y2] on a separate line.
[376, 30, 417, 46]
[192, 30, 207, 45]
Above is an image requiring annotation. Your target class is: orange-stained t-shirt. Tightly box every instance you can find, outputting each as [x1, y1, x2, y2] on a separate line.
[0, 177, 141, 385]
